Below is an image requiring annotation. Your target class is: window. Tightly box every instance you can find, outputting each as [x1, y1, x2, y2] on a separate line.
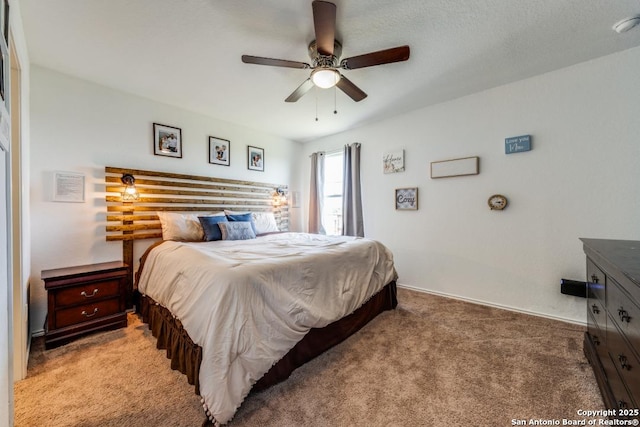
[322, 151, 343, 235]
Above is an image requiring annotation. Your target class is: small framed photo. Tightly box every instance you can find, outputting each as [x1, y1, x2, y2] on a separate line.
[383, 149, 405, 174]
[153, 123, 182, 158]
[247, 145, 264, 171]
[209, 136, 230, 166]
[395, 187, 418, 210]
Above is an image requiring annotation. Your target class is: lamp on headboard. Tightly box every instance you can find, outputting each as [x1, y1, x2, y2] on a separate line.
[121, 174, 139, 201]
[273, 187, 287, 206]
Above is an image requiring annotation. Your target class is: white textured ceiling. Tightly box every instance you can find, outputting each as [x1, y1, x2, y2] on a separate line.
[20, 0, 640, 142]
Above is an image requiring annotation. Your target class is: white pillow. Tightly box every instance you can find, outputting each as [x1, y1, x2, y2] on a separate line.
[156, 211, 224, 241]
[252, 211, 279, 234]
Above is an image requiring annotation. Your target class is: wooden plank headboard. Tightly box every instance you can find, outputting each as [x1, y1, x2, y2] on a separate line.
[104, 166, 289, 300]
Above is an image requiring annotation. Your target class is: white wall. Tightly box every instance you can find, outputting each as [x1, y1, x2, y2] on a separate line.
[29, 66, 302, 334]
[301, 46, 640, 324]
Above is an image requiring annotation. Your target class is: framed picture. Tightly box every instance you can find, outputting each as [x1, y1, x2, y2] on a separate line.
[291, 191, 300, 208]
[2, 0, 8, 44]
[153, 123, 182, 158]
[0, 0, 7, 103]
[383, 149, 405, 174]
[430, 156, 479, 179]
[395, 187, 418, 210]
[209, 136, 230, 166]
[247, 145, 264, 171]
[52, 171, 85, 203]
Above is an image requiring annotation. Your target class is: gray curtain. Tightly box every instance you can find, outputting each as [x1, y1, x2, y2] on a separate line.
[342, 143, 364, 237]
[308, 152, 326, 234]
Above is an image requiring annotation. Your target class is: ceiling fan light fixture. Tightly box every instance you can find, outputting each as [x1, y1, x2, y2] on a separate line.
[613, 16, 640, 33]
[311, 68, 340, 88]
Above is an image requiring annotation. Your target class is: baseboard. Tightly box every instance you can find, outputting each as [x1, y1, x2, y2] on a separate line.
[397, 283, 586, 327]
[31, 329, 45, 338]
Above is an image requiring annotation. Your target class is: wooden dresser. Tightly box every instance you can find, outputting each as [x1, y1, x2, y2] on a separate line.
[582, 238, 640, 412]
[42, 261, 129, 349]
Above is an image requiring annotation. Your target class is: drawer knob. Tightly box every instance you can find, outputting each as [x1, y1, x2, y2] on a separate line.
[80, 289, 99, 298]
[592, 335, 600, 346]
[591, 304, 600, 315]
[618, 400, 628, 410]
[591, 274, 599, 284]
[618, 354, 631, 371]
[618, 307, 632, 323]
[81, 308, 99, 318]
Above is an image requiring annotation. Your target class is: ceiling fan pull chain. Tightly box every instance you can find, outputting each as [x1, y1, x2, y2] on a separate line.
[315, 86, 319, 121]
[334, 85, 337, 115]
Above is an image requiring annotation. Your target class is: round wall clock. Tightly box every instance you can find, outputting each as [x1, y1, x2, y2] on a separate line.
[488, 194, 508, 210]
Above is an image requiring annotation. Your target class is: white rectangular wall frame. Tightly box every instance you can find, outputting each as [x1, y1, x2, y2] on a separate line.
[430, 156, 479, 179]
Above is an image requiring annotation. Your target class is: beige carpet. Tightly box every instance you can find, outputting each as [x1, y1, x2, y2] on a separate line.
[14, 288, 603, 426]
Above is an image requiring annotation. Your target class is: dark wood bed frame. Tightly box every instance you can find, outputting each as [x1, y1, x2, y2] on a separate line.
[105, 166, 398, 415]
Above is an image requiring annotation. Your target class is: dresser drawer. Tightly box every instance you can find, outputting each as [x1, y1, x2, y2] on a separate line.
[607, 278, 640, 358]
[54, 279, 121, 307]
[54, 298, 121, 329]
[608, 329, 640, 402]
[588, 311, 608, 361]
[588, 294, 607, 330]
[587, 258, 606, 302]
[604, 352, 637, 410]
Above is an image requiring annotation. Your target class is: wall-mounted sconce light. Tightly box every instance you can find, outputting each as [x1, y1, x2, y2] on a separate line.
[273, 187, 287, 206]
[121, 173, 139, 201]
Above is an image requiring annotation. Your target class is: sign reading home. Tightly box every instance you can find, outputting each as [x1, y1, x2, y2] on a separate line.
[505, 135, 532, 154]
[383, 150, 405, 174]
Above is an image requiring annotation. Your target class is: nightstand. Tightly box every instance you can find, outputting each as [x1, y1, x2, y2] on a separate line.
[42, 261, 129, 349]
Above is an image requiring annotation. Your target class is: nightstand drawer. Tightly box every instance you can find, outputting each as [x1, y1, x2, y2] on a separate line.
[55, 298, 121, 329]
[54, 279, 121, 307]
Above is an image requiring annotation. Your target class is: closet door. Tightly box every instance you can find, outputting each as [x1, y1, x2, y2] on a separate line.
[0, 144, 11, 427]
[0, 0, 12, 423]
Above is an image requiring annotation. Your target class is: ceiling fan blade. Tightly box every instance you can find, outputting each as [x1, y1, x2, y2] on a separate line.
[312, 1, 337, 56]
[285, 79, 314, 102]
[242, 55, 310, 69]
[341, 46, 410, 70]
[336, 74, 367, 102]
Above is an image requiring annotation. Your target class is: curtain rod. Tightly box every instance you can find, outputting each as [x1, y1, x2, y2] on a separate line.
[308, 147, 342, 157]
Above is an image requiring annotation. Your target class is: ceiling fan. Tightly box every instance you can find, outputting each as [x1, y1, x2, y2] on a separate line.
[241, 0, 410, 103]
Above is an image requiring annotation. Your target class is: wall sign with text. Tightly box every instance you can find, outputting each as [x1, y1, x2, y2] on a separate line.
[395, 187, 418, 210]
[52, 171, 85, 203]
[505, 135, 532, 154]
[383, 149, 405, 174]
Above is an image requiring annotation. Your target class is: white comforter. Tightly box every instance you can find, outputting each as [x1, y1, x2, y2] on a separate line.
[137, 232, 397, 425]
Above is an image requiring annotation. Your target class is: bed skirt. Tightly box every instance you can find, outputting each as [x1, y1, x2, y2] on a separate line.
[138, 280, 397, 396]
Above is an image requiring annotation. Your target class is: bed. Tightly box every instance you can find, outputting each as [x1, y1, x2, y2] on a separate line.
[104, 167, 398, 425]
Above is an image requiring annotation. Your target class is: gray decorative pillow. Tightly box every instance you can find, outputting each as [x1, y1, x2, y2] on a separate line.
[218, 221, 257, 241]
